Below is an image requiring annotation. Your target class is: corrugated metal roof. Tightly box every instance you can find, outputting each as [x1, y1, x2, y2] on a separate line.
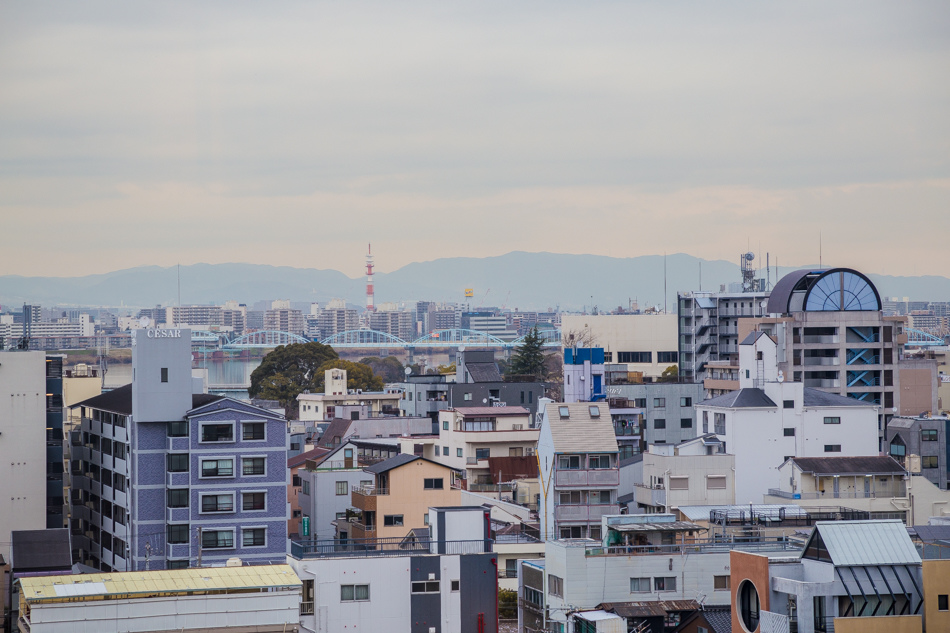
[802, 388, 874, 408]
[813, 520, 921, 566]
[789, 456, 905, 475]
[546, 403, 618, 453]
[19, 564, 301, 602]
[611, 521, 703, 532]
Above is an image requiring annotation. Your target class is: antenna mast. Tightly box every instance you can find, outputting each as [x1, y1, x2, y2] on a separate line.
[365, 244, 375, 312]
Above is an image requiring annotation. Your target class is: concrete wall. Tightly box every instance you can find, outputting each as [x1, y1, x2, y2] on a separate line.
[730, 551, 771, 633]
[832, 615, 922, 633]
[606, 383, 705, 446]
[131, 328, 193, 423]
[375, 460, 461, 539]
[923, 559, 950, 633]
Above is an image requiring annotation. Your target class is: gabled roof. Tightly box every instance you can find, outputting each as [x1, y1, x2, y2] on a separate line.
[740, 331, 768, 346]
[802, 388, 875, 408]
[187, 395, 276, 418]
[288, 446, 332, 469]
[72, 384, 224, 417]
[465, 362, 503, 382]
[363, 453, 459, 475]
[803, 520, 921, 566]
[701, 388, 776, 409]
[787, 456, 905, 476]
[318, 418, 354, 448]
[544, 403, 618, 453]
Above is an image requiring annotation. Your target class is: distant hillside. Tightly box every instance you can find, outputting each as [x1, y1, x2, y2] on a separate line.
[1, 253, 948, 311]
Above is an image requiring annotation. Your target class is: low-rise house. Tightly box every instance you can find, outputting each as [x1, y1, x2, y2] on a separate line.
[537, 401, 621, 540]
[886, 414, 949, 491]
[288, 506, 498, 633]
[345, 454, 462, 540]
[15, 564, 302, 633]
[288, 447, 331, 537]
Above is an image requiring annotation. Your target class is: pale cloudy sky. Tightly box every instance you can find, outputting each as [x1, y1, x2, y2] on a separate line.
[1, 2, 948, 278]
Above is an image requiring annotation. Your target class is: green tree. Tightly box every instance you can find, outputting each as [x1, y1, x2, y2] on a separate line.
[659, 364, 678, 383]
[506, 327, 547, 379]
[358, 356, 407, 382]
[315, 359, 384, 392]
[498, 588, 518, 620]
[248, 342, 339, 415]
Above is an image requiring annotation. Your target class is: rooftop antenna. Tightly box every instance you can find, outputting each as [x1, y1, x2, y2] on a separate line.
[819, 232, 822, 269]
[663, 253, 667, 314]
[699, 260, 702, 292]
[177, 263, 181, 326]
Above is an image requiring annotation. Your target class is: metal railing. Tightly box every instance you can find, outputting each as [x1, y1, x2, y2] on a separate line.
[586, 535, 799, 557]
[767, 488, 906, 500]
[353, 485, 389, 496]
[300, 601, 314, 615]
[291, 537, 491, 559]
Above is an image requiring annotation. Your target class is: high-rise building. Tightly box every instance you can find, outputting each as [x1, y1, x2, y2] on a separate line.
[264, 301, 305, 336]
[368, 309, 414, 341]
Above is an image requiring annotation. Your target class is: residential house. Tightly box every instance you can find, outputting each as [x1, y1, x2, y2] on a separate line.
[886, 415, 949, 491]
[288, 447, 330, 537]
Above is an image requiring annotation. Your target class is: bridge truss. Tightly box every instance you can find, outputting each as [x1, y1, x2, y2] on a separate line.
[221, 328, 561, 350]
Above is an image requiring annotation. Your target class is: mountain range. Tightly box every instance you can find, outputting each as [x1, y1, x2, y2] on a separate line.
[1, 252, 947, 312]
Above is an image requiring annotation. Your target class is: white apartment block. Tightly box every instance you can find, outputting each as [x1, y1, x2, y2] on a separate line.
[435, 406, 538, 486]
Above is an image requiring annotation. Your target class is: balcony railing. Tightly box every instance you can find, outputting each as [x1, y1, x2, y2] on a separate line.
[767, 487, 906, 500]
[291, 537, 491, 559]
[586, 535, 799, 557]
[300, 601, 315, 615]
[555, 468, 620, 487]
[353, 485, 389, 496]
[555, 503, 621, 522]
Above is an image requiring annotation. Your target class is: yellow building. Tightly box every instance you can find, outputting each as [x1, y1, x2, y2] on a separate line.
[347, 454, 462, 540]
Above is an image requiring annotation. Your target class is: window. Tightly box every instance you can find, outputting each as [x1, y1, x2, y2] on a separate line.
[654, 398, 666, 408]
[669, 476, 689, 490]
[784, 428, 796, 436]
[588, 455, 610, 469]
[548, 574, 564, 597]
[783, 400, 794, 409]
[922, 429, 938, 441]
[680, 397, 692, 407]
[384, 515, 404, 526]
[658, 351, 678, 363]
[654, 419, 666, 429]
[619, 352, 652, 363]
[201, 459, 233, 477]
[823, 417, 840, 425]
[558, 455, 581, 470]
[680, 418, 692, 429]
[411, 581, 440, 593]
[202, 530, 234, 549]
[242, 422, 265, 440]
[167, 524, 189, 544]
[201, 423, 234, 442]
[524, 587, 543, 605]
[201, 494, 234, 513]
[167, 421, 188, 437]
[707, 476, 727, 490]
[443, 446, 449, 456]
[114, 443, 127, 460]
[558, 406, 570, 418]
[341, 584, 370, 601]
[243, 492, 265, 510]
[113, 473, 126, 492]
[589, 405, 600, 417]
[457, 448, 463, 457]
[824, 445, 841, 453]
[242, 528, 266, 547]
[463, 393, 473, 401]
[451, 580, 460, 591]
[714, 575, 730, 590]
[424, 478, 444, 490]
[114, 507, 126, 525]
[336, 481, 348, 496]
[714, 412, 726, 435]
[739, 580, 760, 631]
[443, 420, 449, 430]
[167, 489, 188, 508]
[922, 455, 939, 468]
[167, 454, 189, 473]
[939, 594, 948, 611]
[242, 457, 265, 475]
[167, 559, 188, 570]
[654, 577, 676, 591]
[161, 367, 168, 383]
[630, 577, 650, 592]
[301, 480, 310, 495]
[559, 490, 582, 505]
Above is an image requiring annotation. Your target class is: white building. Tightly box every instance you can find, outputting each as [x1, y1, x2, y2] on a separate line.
[696, 331, 879, 503]
[297, 368, 403, 422]
[15, 564, 302, 633]
[435, 406, 538, 486]
[560, 314, 679, 380]
[297, 440, 376, 540]
[537, 401, 621, 541]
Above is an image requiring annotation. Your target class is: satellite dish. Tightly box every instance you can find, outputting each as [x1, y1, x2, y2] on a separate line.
[139, 316, 150, 328]
[404, 366, 412, 376]
[482, 398, 488, 404]
[745, 252, 755, 261]
[777, 370, 785, 383]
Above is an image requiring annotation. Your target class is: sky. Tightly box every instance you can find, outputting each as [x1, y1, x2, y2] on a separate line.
[1, 1, 948, 279]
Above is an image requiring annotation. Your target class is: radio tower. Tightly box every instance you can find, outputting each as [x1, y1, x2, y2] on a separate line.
[365, 243, 375, 312]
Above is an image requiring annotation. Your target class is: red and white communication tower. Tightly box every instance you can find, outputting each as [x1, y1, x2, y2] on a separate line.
[365, 243, 375, 312]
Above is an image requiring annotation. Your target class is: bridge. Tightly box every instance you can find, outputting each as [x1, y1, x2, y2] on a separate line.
[213, 328, 561, 351]
[904, 328, 945, 348]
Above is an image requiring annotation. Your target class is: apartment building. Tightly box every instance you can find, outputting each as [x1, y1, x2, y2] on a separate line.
[297, 368, 403, 422]
[435, 406, 539, 487]
[886, 415, 949, 491]
[346, 454, 461, 540]
[314, 304, 359, 340]
[696, 331, 879, 503]
[264, 301, 306, 336]
[69, 328, 289, 571]
[537, 401, 621, 541]
[16, 565, 302, 633]
[561, 314, 679, 380]
[369, 308, 415, 341]
[288, 506, 498, 633]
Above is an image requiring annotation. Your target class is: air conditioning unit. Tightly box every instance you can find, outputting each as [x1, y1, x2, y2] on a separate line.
[526, 448, 535, 456]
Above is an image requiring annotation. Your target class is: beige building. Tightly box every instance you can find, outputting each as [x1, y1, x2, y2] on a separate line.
[560, 314, 678, 380]
[435, 406, 539, 487]
[347, 454, 461, 540]
[297, 368, 403, 422]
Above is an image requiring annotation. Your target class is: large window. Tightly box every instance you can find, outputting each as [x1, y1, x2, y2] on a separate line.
[658, 351, 678, 364]
[167, 454, 189, 473]
[202, 529, 234, 549]
[167, 524, 189, 544]
[201, 459, 233, 478]
[383, 515, 404, 526]
[242, 457, 266, 476]
[341, 584, 370, 601]
[653, 398, 666, 408]
[201, 423, 234, 442]
[201, 494, 234, 513]
[475, 448, 490, 460]
[922, 429, 938, 441]
[242, 422, 265, 441]
[739, 580, 760, 631]
[167, 421, 188, 437]
[243, 492, 266, 510]
[619, 352, 652, 363]
[680, 418, 693, 429]
[588, 455, 610, 469]
[654, 419, 666, 429]
[558, 455, 581, 470]
[242, 528, 266, 547]
[922, 455, 939, 468]
[654, 577, 676, 591]
[630, 577, 650, 592]
[548, 575, 564, 597]
[423, 478, 444, 490]
[167, 489, 189, 508]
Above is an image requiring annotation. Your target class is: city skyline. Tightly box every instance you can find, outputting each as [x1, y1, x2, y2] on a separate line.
[1, 2, 948, 278]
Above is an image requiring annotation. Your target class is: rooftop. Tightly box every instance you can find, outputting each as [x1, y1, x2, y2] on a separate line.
[807, 520, 921, 566]
[544, 402, 619, 453]
[452, 406, 530, 417]
[18, 565, 301, 603]
[701, 388, 776, 409]
[786, 455, 905, 475]
[72, 383, 224, 416]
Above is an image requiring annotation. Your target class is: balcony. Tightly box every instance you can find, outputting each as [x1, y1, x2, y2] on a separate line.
[632, 483, 667, 508]
[767, 487, 906, 500]
[301, 602, 315, 616]
[802, 335, 839, 344]
[555, 468, 620, 488]
[804, 379, 840, 389]
[555, 503, 622, 523]
[803, 357, 840, 366]
[291, 536, 490, 559]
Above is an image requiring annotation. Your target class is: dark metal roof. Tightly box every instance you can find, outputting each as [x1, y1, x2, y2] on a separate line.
[789, 456, 905, 475]
[740, 331, 767, 346]
[317, 418, 353, 448]
[767, 269, 820, 314]
[702, 388, 776, 408]
[600, 600, 700, 618]
[288, 446, 331, 469]
[72, 384, 223, 416]
[11, 529, 72, 571]
[362, 453, 460, 475]
[802, 388, 874, 408]
[908, 526, 950, 543]
[465, 362, 503, 382]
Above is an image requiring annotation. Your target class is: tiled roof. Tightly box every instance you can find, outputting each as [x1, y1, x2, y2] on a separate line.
[802, 388, 875, 408]
[362, 453, 459, 474]
[288, 447, 332, 469]
[545, 402, 618, 453]
[465, 362, 503, 382]
[71, 384, 223, 416]
[701, 388, 776, 409]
